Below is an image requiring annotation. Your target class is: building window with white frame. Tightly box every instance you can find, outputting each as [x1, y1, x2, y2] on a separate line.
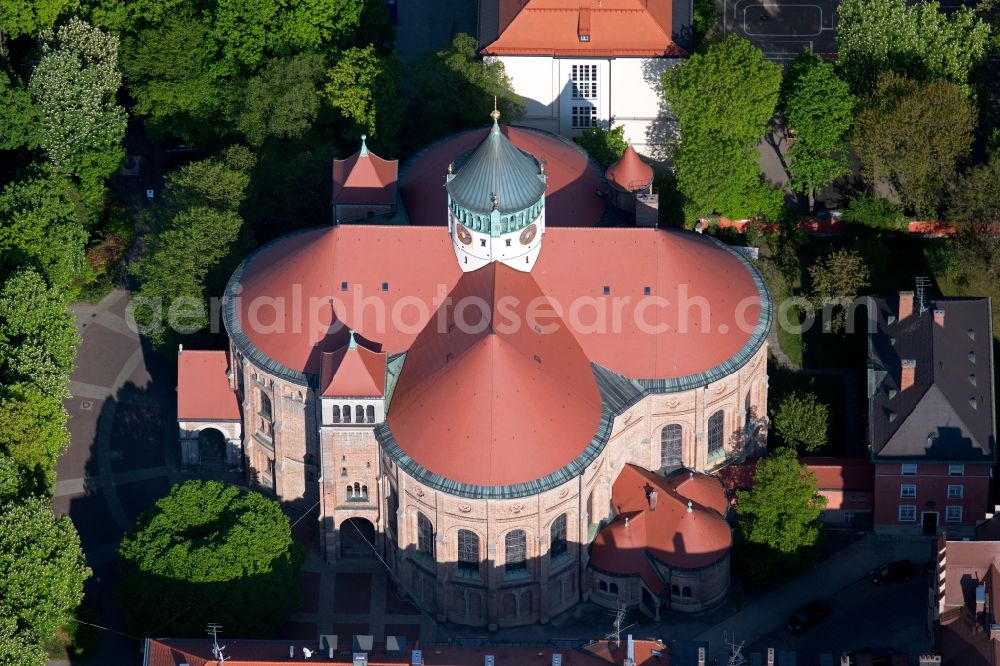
[571, 64, 598, 99]
[844, 511, 855, 524]
[898, 505, 916, 522]
[946, 506, 963, 522]
[949, 464, 965, 476]
[948, 484, 964, 499]
[900, 463, 917, 475]
[899, 484, 916, 498]
[571, 106, 597, 129]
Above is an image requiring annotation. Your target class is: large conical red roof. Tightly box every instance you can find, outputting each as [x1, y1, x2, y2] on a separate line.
[605, 145, 653, 192]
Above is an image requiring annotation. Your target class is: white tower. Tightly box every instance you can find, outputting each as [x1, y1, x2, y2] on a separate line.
[445, 106, 547, 273]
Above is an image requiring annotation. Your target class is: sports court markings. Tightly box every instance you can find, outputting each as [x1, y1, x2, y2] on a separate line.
[743, 4, 824, 36]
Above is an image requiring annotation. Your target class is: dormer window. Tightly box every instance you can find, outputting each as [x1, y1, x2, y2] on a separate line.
[579, 34, 590, 42]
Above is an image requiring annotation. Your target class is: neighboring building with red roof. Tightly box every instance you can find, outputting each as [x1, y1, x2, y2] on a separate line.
[182, 112, 771, 628]
[176, 349, 243, 468]
[332, 135, 398, 224]
[478, 0, 691, 156]
[933, 530, 1000, 665]
[143, 636, 673, 666]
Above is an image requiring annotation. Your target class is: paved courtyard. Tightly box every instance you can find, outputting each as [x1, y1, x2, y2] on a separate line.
[721, 0, 839, 61]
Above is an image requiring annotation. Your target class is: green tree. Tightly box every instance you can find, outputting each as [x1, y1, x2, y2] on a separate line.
[0, 384, 69, 493]
[0, 71, 40, 150]
[117, 481, 303, 637]
[783, 52, 855, 212]
[237, 53, 325, 146]
[29, 17, 126, 205]
[0, 497, 90, 666]
[773, 391, 829, 452]
[947, 153, 1000, 234]
[120, 15, 222, 142]
[0, 0, 76, 39]
[0, 170, 87, 293]
[0, 450, 28, 503]
[663, 35, 783, 221]
[836, 0, 989, 95]
[404, 33, 524, 151]
[0, 268, 80, 399]
[736, 447, 826, 556]
[808, 248, 870, 332]
[854, 74, 975, 216]
[842, 193, 906, 231]
[575, 124, 627, 169]
[157, 144, 256, 214]
[324, 45, 403, 151]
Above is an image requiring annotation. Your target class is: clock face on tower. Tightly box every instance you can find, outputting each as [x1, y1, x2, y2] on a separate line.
[456, 223, 472, 245]
[519, 224, 537, 246]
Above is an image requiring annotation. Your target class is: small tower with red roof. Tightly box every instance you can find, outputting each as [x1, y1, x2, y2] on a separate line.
[331, 135, 398, 224]
[605, 144, 658, 226]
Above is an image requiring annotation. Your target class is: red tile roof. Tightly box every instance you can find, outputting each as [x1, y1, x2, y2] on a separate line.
[799, 457, 874, 491]
[233, 225, 763, 380]
[320, 337, 386, 397]
[144, 638, 671, 666]
[332, 142, 398, 206]
[399, 126, 605, 229]
[590, 465, 731, 580]
[387, 263, 602, 487]
[605, 145, 653, 192]
[177, 350, 240, 421]
[482, 0, 686, 57]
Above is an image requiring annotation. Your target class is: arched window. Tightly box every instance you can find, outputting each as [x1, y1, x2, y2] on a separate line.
[331, 405, 341, 424]
[609, 582, 619, 594]
[355, 405, 364, 423]
[550, 514, 567, 559]
[599, 580, 608, 592]
[671, 584, 680, 597]
[457, 530, 479, 573]
[505, 530, 527, 571]
[343, 405, 351, 423]
[708, 410, 724, 457]
[346, 485, 353, 500]
[366, 405, 375, 423]
[417, 513, 433, 557]
[361, 484, 368, 500]
[259, 392, 272, 420]
[681, 586, 692, 598]
[661, 424, 682, 468]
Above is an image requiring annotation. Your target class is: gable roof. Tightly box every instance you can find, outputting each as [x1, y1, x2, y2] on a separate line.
[332, 138, 398, 206]
[177, 350, 240, 421]
[320, 335, 386, 397]
[481, 0, 689, 57]
[867, 296, 995, 461]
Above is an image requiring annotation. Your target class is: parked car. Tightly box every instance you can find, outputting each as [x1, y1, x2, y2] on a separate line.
[786, 598, 832, 634]
[871, 560, 914, 584]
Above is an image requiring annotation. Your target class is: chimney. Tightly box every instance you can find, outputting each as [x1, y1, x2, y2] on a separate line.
[289, 646, 295, 659]
[901, 359, 916, 391]
[767, 648, 775, 665]
[648, 490, 658, 511]
[899, 291, 914, 320]
[934, 309, 945, 327]
[919, 657, 942, 666]
[412, 650, 423, 666]
[625, 634, 634, 666]
[697, 647, 706, 666]
[552, 654, 563, 666]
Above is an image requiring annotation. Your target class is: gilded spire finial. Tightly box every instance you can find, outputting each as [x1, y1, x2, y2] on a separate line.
[490, 96, 500, 124]
[490, 192, 499, 210]
[359, 134, 368, 157]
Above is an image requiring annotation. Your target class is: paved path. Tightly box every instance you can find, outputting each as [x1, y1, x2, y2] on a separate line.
[693, 534, 932, 647]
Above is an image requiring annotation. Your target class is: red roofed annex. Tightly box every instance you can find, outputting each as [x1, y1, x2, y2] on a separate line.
[178, 111, 771, 627]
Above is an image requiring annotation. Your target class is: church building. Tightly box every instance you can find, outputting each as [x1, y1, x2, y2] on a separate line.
[177, 112, 771, 627]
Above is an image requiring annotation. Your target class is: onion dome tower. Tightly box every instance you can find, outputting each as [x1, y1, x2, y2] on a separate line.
[445, 105, 547, 272]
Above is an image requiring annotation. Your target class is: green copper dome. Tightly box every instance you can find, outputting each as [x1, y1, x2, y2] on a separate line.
[446, 118, 546, 217]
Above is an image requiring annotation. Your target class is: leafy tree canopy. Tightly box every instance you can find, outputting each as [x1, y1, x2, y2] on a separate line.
[0, 497, 90, 665]
[736, 447, 827, 555]
[238, 53, 325, 146]
[947, 153, 1000, 234]
[842, 193, 906, 230]
[29, 17, 126, 205]
[0, 383, 69, 493]
[0, 71, 41, 151]
[575, 124, 627, 169]
[0, 170, 87, 293]
[836, 0, 990, 95]
[853, 73, 975, 216]
[117, 481, 303, 637]
[664, 34, 782, 147]
[403, 33, 524, 152]
[0, 267, 80, 399]
[773, 390, 829, 452]
[808, 248, 870, 332]
[0, 0, 77, 38]
[324, 45, 403, 152]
